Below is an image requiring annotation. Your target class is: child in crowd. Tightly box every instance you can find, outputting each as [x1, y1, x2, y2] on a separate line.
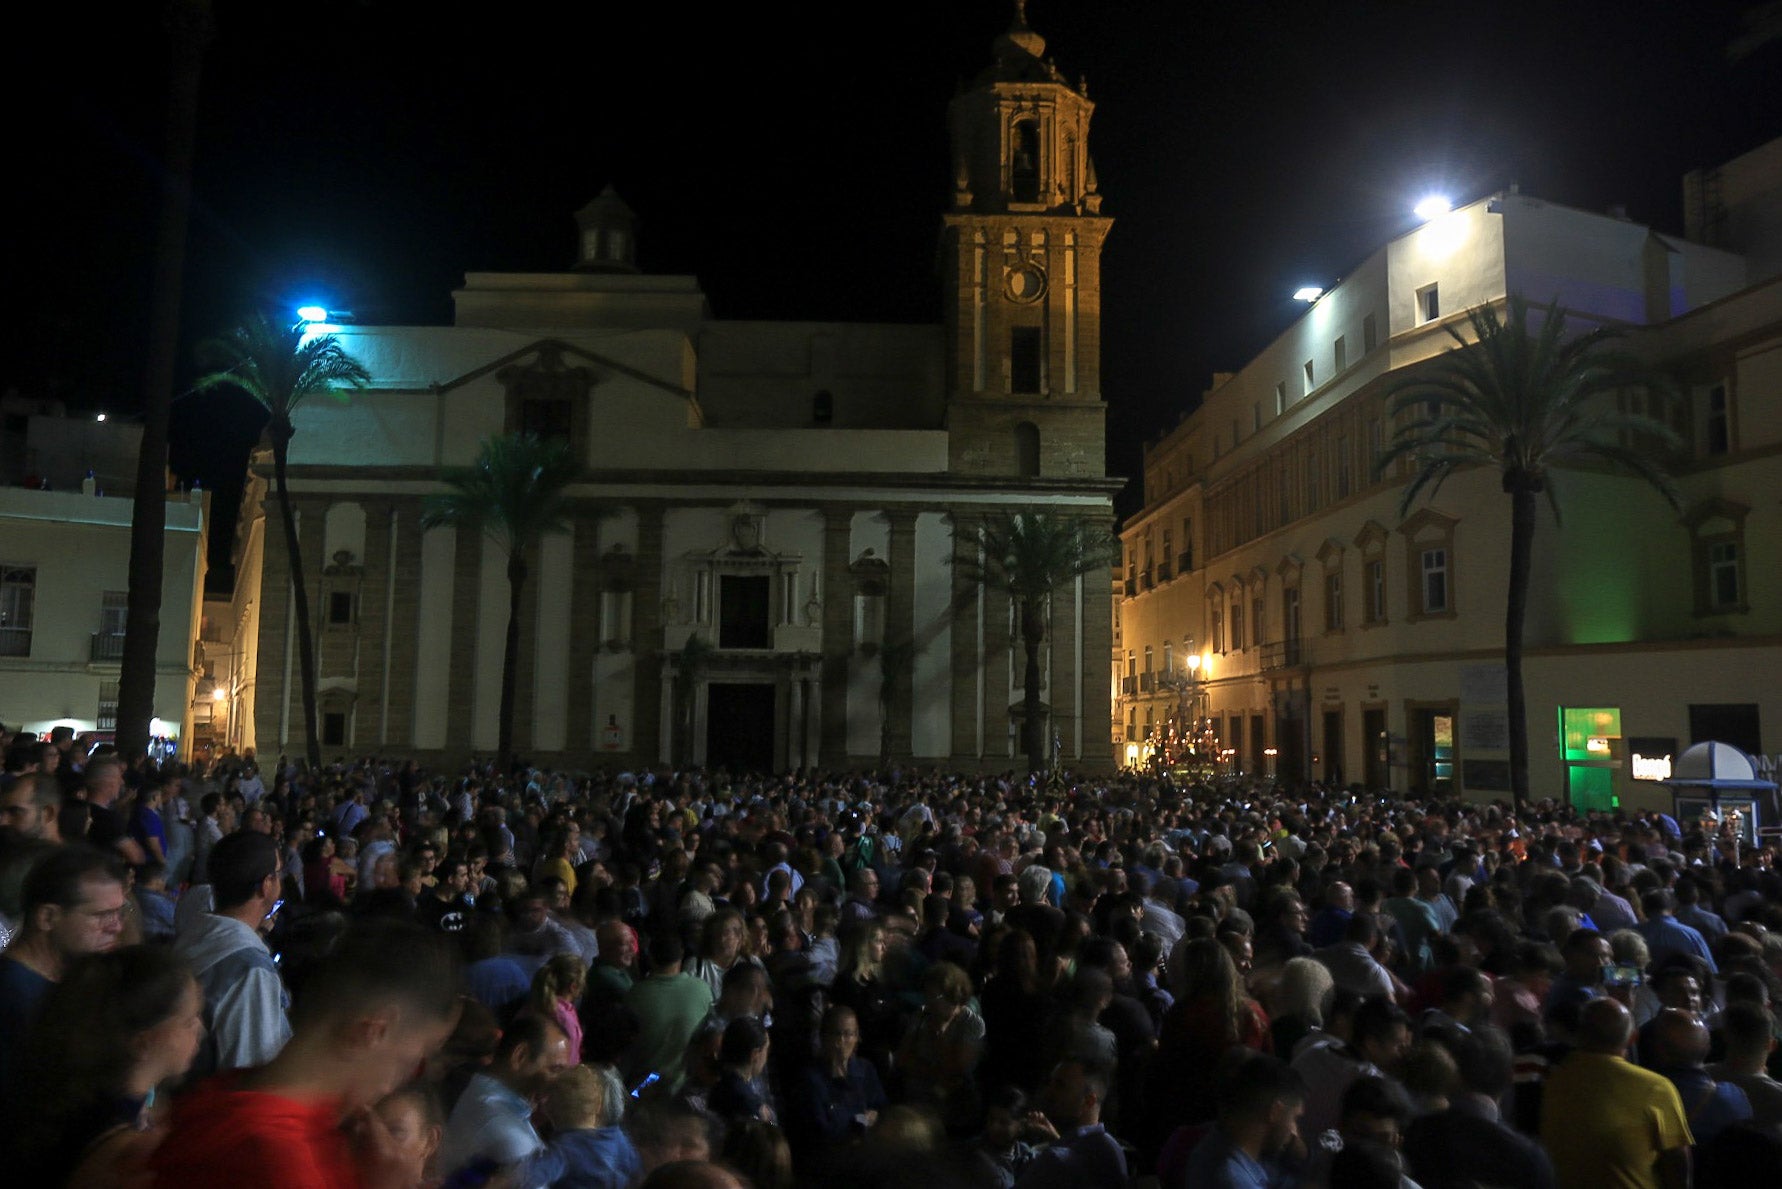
[376, 1083, 446, 1189]
[134, 859, 178, 942]
[517, 1064, 642, 1189]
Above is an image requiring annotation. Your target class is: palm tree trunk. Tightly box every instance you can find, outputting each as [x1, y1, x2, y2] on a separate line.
[1021, 598, 1047, 773]
[500, 548, 527, 772]
[272, 434, 321, 770]
[1506, 483, 1537, 810]
[116, 0, 213, 760]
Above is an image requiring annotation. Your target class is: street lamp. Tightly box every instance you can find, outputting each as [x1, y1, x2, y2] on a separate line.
[295, 305, 330, 324]
[1414, 195, 1452, 221]
[1292, 286, 1323, 303]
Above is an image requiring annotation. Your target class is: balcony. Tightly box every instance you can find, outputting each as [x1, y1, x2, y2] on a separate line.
[1178, 551, 1193, 573]
[1139, 672, 1155, 692]
[1156, 561, 1173, 582]
[1124, 579, 1137, 598]
[0, 627, 31, 658]
[1120, 676, 1138, 695]
[90, 631, 126, 662]
[1140, 569, 1153, 590]
[1260, 638, 1305, 671]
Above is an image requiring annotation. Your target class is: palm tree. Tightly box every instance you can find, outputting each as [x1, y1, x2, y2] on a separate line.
[114, 0, 215, 761]
[194, 312, 369, 770]
[1379, 296, 1681, 808]
[954, 512, 1117, 773]
[421, 433, 580, 771]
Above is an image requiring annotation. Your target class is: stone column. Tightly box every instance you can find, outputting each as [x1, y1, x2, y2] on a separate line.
[949, 512, 981, 764]
[383, 498, 424, 749]
[632, 505, 666, 769]
[884, 509, 918, 763]
[357, 500, 395, 747]
[818, 506, 853, 766]
[566, 508, 604, 756]
[445, 523, 481, 754]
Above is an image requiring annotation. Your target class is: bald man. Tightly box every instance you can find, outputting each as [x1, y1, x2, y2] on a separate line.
[1541, 997, 1691, 1189]
[1646, 1007, 1753, 1147]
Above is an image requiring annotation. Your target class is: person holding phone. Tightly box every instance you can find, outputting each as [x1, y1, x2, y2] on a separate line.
[173, 830, 292, 1080]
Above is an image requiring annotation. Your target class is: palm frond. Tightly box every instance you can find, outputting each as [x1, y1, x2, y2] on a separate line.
[422, 433, 582, 550]
[192, 311, 370, 429]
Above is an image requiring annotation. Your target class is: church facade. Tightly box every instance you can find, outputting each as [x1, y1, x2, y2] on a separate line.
[235, 13, 1121, 773]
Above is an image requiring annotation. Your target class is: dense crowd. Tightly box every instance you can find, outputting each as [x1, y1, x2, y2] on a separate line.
[2, 721, 1781, 1189]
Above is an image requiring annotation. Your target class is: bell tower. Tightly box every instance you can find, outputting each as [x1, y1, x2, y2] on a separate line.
[942, 2, 1111, 479]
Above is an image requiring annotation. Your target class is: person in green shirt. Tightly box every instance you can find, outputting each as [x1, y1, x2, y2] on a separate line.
[622, 930, 715, 1091]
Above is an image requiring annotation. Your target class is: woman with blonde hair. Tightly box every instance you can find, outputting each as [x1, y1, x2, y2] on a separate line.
[897, 960, 985, 1135]
[685, 906, 762, 1001]
[1144, 938, 1272, 1143]
[830, 920, 899, 1078]
[1269, 955, 1335, 1057]
[527, 953, 587, 1063]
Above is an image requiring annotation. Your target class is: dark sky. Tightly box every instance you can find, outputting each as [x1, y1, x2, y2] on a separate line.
[5, 1, 1779, 585]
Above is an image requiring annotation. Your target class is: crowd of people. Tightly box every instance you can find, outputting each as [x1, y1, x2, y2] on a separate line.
[2, 720, 1781, 1189]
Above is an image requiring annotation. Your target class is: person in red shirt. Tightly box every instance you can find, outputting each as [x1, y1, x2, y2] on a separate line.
[150, 918, 463, 1189]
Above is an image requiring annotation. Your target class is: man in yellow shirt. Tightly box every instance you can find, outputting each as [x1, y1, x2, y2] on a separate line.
[1540, 996, 1691, 1189]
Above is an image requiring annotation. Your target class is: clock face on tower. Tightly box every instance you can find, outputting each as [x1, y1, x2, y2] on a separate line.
[1004, 263, 1047, 303]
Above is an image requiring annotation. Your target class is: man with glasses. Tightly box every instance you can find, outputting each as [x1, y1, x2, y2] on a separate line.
[0, 846, 128, 1089]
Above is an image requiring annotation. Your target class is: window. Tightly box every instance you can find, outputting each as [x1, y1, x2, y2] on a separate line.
[1232, 418, 1241, 447]
[100, 590, 128, 636]
[1252, 404, 1261, 432]
[1416, 284, 1440, 324]
[1010, 120, 1041, 203]
[1274, 381, 1287, 415]
[1010, 328, 1043, 393]
[1336, 434, 1351, 497]
[518, 398, 573, 442]
[720, 575, 773, 649]
[1160, 529, 1173, 580]
[1304, 359, 1315, 390]
[1421, 548, 1449, 614]
[1363, 313, 1378, 353]
[1179, 517, 1193, 572]
[1230, 601, 1245, 651]
[328, 590, 355, 625]
[1211, 604, 1225, 654]
[1705, 385, 1729, 455]
[1685, 499, 1750, 615]
[1163, 641, 1173, 674]
[1366, 559, 1386, 624]
[1709, 542, 1741, 609]
[97, 680, 119, 732]
[812, 390, 834, 425]
[1334, 335, 1347, 374]
[1325, 569, 1344, 631]
[1252, 596, 1266, 648]
[0, 566, 34, 657]
[1014, 422, 1041, 477]
[322, 712, 347, 747]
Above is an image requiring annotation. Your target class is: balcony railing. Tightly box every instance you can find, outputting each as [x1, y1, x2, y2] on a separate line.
[90, 631, 126, 662]
[1178, 551, 1193, 572]
[1260, 638, 1305, 670]
[1156, 561, 1173, 582]
[1139, 672, 1155, 692]
[1120, 676, 1138, 695]
[1123, 579, 1137, 598]
[1140, 569, 1153, 590]
[0, 627, 31, 658]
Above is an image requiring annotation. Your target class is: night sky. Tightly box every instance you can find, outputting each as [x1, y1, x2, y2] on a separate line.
[5, 1, 1779, 587]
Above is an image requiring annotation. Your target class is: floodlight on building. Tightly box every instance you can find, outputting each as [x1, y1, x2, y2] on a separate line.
[1414, 195, 1452, 221]
[95, 413, 107, 422]
[1293, 286, 1323, 302]
[295, 305, 330, 324]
